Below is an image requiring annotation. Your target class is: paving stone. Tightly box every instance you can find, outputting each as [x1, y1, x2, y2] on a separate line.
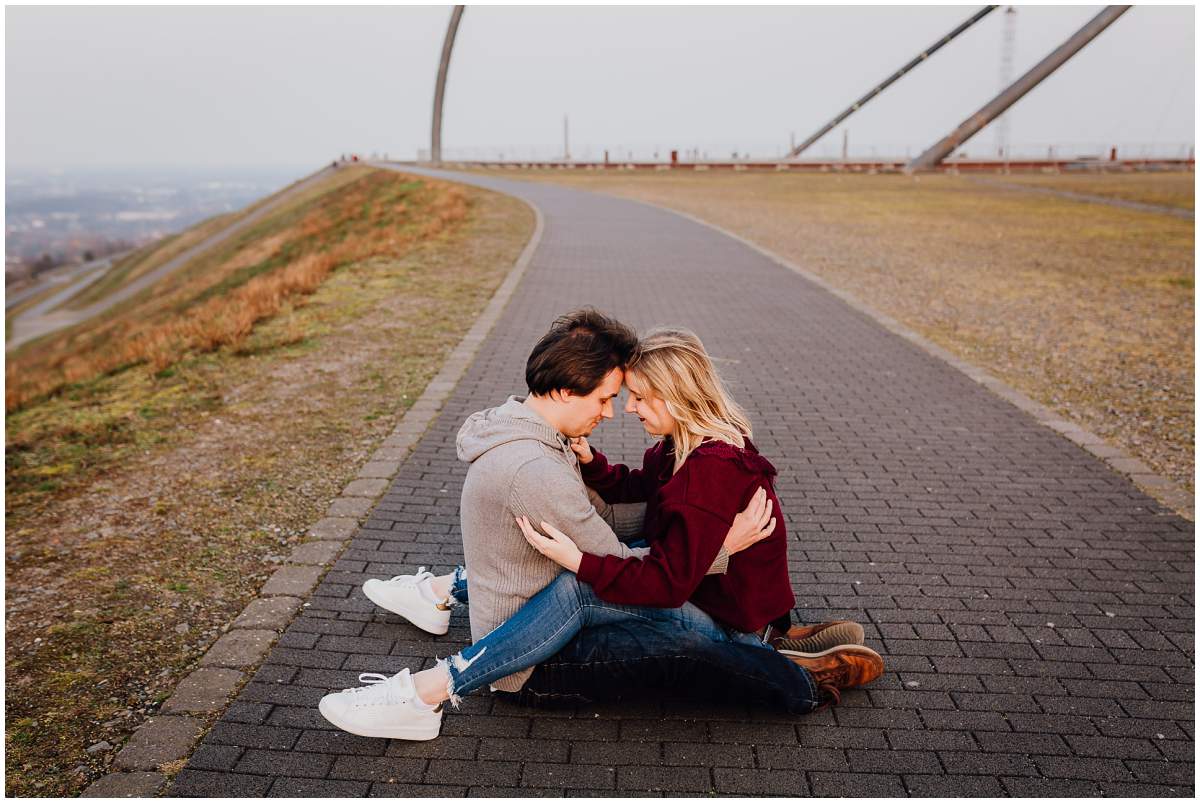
[207, 722, 302, 752]
[235, 748, 334, 779]
[342, 478, 390, 497]
[260, 566, 324, 597]
[199, 629, 278, 668]
[329, 756, 426, 783]
[810, 772, 906, 797]
[368, 783, 468, 797]
[468, 786, 562, 797]
[664, 741, 754, 768]
[161, 668, 244, 713]
[232, 596, 304, 630]
[617, 765, 712, 793]
[308, 517, 359, 540]
[425, 759, 522, 787]
[286, 541, 345, 566]
[81, 772, 166, 797]
[358, 461, 401, 479]
[270, 777, 371, 797]
[329, 496, 375, 518]
[113, 716, 204, 770]
[523, 762, 614, 789]
[187, 744, 244, 771]
[714, 768, 808, 796]
[904, 774, 1006, 797]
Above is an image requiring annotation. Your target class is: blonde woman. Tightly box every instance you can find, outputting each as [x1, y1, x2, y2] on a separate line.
[319, 327, 883, 741]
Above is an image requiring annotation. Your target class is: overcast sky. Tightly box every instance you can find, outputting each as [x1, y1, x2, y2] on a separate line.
[6, 4, 1195, 169]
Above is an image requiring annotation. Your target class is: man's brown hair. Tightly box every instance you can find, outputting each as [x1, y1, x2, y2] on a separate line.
[525, 308, 639, 397]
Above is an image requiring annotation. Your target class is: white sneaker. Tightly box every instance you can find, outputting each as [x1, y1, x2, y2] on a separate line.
[318, 668, 443, 740]
[362, 567, 451, 635]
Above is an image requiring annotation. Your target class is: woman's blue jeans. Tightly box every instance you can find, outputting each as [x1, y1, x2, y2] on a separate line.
[443, 570, 817, 712]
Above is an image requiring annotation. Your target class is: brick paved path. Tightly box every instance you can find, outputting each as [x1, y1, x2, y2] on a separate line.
[170, 169, 1194, 797]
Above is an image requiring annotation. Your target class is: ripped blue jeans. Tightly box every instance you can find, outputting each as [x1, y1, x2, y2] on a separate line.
[443, 570, 774, 703]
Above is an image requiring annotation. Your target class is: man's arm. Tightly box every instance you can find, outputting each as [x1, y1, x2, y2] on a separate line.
[510, 457, 646, 560]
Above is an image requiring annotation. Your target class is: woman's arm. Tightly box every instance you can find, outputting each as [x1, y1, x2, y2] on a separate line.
[576, 505, 726, 607]
[573, 439, 662, 504]
[518, 488, 776, 606]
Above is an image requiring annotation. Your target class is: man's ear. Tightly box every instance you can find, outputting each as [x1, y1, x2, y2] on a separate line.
[549, 388, 571, 403]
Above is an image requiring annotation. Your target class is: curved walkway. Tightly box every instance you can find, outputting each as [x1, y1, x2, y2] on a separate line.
[168, 167, 1193, 797]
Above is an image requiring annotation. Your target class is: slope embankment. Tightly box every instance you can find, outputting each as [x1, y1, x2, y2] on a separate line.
[4, 165, 534, 796]
[6, 170, 330, 351]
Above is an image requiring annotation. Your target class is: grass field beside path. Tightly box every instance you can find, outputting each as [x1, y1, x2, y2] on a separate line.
[491, 168, 1194, 499]
[994, 171, 1195, 211]
[4, 167, 534, 796]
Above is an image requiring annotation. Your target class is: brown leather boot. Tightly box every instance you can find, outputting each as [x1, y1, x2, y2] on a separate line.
[766, 621, 865, 655]
[778, 644, 885, 706]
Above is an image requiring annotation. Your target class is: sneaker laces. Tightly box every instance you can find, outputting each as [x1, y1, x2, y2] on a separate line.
[342, 668, 416, 707]
[808, 663, 850, 710]
[384, 567, 434, 586]
[815, 682, 842, 709]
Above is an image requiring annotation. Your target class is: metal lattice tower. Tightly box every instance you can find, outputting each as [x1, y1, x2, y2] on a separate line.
[994, 6, 1017, 158]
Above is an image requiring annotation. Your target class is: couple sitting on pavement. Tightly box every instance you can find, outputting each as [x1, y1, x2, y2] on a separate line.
[319, 309, 884, 740]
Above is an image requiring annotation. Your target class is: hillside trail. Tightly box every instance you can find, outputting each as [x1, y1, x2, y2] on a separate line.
[162, 164, 1193, 798]
[7, 167, 336, 351]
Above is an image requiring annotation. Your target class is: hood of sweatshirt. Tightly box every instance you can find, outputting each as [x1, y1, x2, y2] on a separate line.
[456, 396, 574, 464]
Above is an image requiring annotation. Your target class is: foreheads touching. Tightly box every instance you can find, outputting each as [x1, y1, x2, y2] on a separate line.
[524, 308, 638, 438]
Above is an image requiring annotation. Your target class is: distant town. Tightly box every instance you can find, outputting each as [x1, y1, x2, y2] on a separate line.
[5, 166, 301, 286]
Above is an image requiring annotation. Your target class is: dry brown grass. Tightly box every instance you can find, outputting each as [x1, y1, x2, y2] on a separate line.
[6, 169, 468, 411]
[494, 168, 1194, 496]
[5, 170, 531, 796]
[995, 171, 1195, 211]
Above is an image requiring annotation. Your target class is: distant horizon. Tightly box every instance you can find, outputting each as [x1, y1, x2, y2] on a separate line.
[6, 6, 1194, 169]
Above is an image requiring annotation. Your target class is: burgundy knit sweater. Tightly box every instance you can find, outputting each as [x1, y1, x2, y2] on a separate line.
[577, 438, 795, 634]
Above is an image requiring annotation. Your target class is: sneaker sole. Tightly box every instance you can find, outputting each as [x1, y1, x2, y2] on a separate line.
[318, 697, 442, 741]
[362, 582, 450, 636]
[773, 621, 864, 654]
[776, 643, 881, 661]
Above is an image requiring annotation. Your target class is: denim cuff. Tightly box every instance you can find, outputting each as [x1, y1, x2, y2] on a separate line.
[448, 565, 469, 605]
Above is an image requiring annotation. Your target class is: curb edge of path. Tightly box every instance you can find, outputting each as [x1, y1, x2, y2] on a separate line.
[639, 198, 1194, 522]
[81, 184, 546, 798]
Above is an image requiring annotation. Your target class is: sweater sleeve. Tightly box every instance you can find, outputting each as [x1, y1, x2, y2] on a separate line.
[577, 502, 727, 608]
[509, 457, 648, 560]
[579, 446, 660, 504]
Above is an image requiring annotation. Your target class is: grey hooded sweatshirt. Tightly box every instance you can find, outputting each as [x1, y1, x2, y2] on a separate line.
[456, 396, 652, 691]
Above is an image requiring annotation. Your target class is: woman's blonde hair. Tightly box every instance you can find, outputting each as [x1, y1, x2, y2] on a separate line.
[626, 327, 752, 471]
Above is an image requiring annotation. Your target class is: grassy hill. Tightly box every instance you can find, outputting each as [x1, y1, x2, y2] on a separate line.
[5, 165, 534, 796]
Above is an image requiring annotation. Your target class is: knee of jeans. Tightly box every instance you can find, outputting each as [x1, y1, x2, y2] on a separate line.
[548, 569, 583, 597]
